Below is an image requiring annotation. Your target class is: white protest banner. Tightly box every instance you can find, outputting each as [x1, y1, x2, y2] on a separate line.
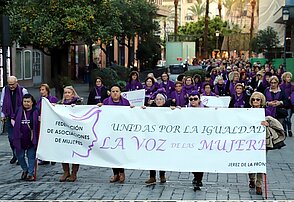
[201, 96, 231, 108]
[121, 89, 145, 106]
[37, 98, 266, 173]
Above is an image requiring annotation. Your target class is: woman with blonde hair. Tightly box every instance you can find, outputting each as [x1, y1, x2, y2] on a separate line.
[225, 71, 240, 96]
[58, 86, 82, 182]
[280, 72, 294, 137]
[248, 91, 285, 195]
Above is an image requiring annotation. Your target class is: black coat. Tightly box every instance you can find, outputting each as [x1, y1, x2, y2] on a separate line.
[87, 86, 108, 105]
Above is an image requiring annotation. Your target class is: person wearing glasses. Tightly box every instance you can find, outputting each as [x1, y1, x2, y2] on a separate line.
[248, 92, 285, 195]
[202, 83, 216, 96]
[188, 91, 205, 190]
[0, 76, 28, 165]
[264, 76, 288, 123]
[279, 72, 294, 137]
[102, 84, 131, 183]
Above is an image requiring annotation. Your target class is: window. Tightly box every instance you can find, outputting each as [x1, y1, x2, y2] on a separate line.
[15, 50, 23, 80]
[15, 50, 32, 80]
[24, 50, 32, 79]
[33, 51, 41, 77]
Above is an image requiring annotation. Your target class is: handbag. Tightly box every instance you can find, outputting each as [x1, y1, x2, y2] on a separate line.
[276, 107, 288, 118]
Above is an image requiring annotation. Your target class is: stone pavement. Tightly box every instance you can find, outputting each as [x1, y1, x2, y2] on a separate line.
[0, 83, 294, 200]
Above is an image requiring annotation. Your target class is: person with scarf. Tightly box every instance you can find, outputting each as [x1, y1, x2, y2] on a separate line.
[264, 76, 288, 124]
[87, 77, 108, 105]
[247, 92, 284, 195]
[0, 76, 28, 164]
[102, 84, 131, 183]
[159, 72, 175, 99]
[144, 77, 158, 106]
[125, 71, 143, 91]
[58, 86, 82, 182]
[37, 84, 58, 109]
[279, 72, 294, 137]
[225, 71, 240, 96]
[13, 94, 39, 181]
[183, 76, 197, 97]
[144, 91, 170, 184]
[171, 81, 187, 107]
[188, 91, 205, 190]
[202, 83, 216, 96]
[193, 74, 202, 93]
[229, 83, 250, 108]
[37, 83, 58, 165]
[214, 75, 226, 96]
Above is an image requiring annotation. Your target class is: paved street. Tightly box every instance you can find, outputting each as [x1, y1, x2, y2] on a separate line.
[0, 83, 294, 200]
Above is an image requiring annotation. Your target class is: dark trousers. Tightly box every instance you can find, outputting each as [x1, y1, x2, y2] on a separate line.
[192, 172, 204, 182]
[150, 170, 165, 178]
[112, 168, 124, 175]
[6, 119, 16, 158]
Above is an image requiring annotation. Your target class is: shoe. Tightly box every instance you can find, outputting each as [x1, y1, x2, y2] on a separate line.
[66, 174, 77, 182]
[289, 131, 293, 137]
[145, 177, 156, 184]
[51, 162, 56, 165]
[192, 177, 197, 184]
[119, 172, 125, 183]
[256, 187, 262, 195]
[59, 173, 70, 182]
[25, 175, 35, 181]
[196, 181, 203, 187]
[110, 175, 119, 183]
[16, 161, 20, 165]
[249, 180, 255, 188]
[38, 161, 50, 165]
[193, 185, 201, 191]
[10, 156, 17, 164]
[160, 176, 166, 183]
[21, 171, 28, 180]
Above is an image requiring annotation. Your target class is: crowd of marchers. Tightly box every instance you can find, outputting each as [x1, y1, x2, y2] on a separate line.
[1, 58, 292, 196]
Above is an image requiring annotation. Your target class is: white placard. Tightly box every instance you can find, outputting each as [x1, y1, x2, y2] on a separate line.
[201, 96, 231, 108]
[37, 98, 266, 173]
[121, 89, 145, 106]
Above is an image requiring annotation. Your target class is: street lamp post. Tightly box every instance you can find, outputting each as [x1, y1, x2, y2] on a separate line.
[249, 0, 256, 59]
[215, 30, 220, 58]
[283, 7, 290, 70]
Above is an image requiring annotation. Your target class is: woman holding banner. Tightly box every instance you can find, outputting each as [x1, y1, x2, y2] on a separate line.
[13, 94, 40, 181]
[37, 83, 58, 166]
[187, 91, 205, 190]
[144, 89, 170, 184]
[58, 86, 82, 182]
[248, 92, 271, 195]
[103, 84, 131, 183]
